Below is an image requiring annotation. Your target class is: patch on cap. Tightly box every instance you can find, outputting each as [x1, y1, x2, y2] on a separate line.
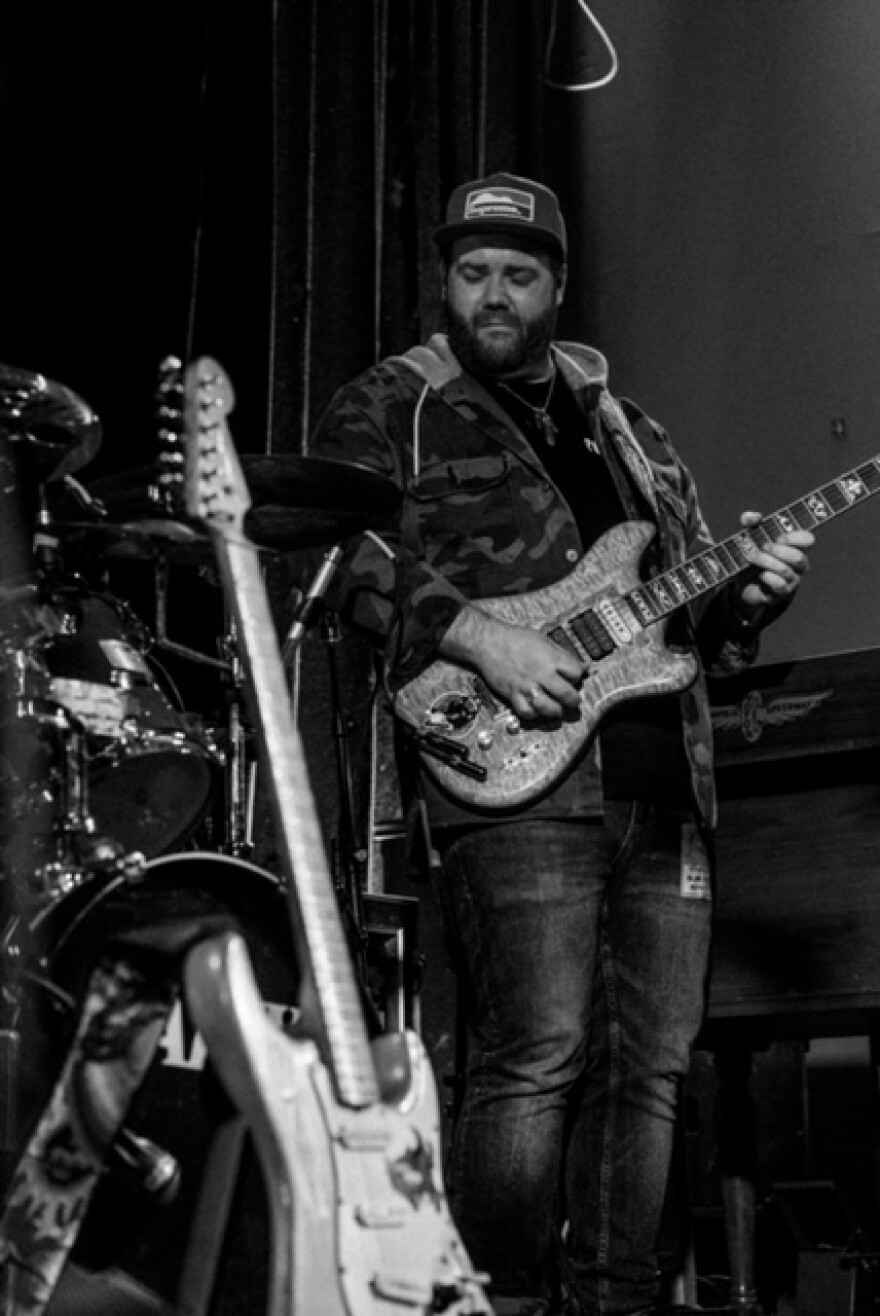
[433, 172, 567, 259]
[464, 185, 536, 226]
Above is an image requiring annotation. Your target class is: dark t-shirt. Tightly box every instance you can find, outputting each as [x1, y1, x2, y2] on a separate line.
[478, 367, 692, 809]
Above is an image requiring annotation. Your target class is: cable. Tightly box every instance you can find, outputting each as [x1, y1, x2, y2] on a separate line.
[544, 0, 619, 94]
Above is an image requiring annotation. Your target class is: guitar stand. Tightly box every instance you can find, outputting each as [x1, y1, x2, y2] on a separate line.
[173, 1114, 250, 1316]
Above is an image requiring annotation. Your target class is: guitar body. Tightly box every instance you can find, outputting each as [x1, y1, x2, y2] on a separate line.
[394, 520, 699, 809]
[185, 931, 490, 1316]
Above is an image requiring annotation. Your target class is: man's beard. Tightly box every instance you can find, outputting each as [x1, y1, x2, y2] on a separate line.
[445, 301, 557, 379]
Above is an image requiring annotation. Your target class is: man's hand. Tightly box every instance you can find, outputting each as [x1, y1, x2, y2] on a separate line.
[735, 509, 814, 620]
[438, 604, 584, 721]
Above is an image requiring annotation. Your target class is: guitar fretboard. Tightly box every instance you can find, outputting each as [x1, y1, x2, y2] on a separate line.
[559, 455, 880, 662]
[182, 358, 379, 1110]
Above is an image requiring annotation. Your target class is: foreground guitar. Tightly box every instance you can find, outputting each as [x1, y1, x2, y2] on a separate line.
[175, 358, 491, 1315]
[395, 461, 880, 809]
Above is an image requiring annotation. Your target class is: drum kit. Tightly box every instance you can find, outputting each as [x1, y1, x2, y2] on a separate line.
[0, 362, 401, 1309]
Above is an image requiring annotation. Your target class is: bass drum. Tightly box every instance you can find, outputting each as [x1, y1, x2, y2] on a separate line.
[15, 852, 301, 1315]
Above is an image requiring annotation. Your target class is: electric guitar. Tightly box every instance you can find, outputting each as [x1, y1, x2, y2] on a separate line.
[394, 461, 880, 809]
[174, 358, 492, 1315]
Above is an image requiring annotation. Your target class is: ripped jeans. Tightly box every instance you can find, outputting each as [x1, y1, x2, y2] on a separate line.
[436, 803, 713, 1315]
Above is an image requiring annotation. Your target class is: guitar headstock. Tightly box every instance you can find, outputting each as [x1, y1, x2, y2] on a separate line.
[181, 356, 251, 538]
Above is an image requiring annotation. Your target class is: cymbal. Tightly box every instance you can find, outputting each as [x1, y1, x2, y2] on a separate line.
[47, 454, 400, 559]
[50, 516, 215, 567]
[240, 453, 400, 551]
[0, 365, 102, 482]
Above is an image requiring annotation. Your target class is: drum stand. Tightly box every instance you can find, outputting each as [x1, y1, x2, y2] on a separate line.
[152, 554, 256, 858]
[216, 622, 256, 859]
[321, 606, 371, 985]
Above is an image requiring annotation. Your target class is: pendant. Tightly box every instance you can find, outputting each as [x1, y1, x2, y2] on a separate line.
[540, 412, 558, 446]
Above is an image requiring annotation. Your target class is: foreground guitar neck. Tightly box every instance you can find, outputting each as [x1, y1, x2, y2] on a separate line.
[182, 356, 378, 1109]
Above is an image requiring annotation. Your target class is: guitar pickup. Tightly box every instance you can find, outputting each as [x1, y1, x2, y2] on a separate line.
[418, 732, 488, 782]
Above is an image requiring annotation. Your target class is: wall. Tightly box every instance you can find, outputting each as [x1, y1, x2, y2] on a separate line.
[555, 0, 880, 662]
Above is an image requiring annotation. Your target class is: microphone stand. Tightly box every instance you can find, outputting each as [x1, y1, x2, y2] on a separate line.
[321, 606, 370, 973]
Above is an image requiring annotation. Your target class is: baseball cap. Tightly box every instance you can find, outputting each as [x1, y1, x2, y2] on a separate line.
[433, 172, 567, 262]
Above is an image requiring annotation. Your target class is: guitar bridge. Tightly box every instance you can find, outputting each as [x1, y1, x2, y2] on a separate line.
[418, 732, 488, 782]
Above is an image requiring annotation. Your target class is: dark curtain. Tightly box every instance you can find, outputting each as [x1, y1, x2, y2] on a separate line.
[0, 0, 583, 882]
[0, 0, 577, 459]
[269, 0, 557, 456]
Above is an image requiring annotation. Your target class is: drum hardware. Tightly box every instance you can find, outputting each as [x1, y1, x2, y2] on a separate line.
[149, 552, 256, 859]
[306, 604, 377, 1019]
[47, 452, 401, 560]
[4, 580, 220, 866]
[14, 696, 148, 904]
[215, 620, 257, 859]
[151, 550, 229, 671]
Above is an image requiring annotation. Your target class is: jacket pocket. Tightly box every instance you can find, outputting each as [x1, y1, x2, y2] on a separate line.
[410, 452, 511, 501]
[407, 452, 516, 562]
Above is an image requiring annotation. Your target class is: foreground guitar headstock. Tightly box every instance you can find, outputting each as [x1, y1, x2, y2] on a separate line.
[181, 355, 251, 539]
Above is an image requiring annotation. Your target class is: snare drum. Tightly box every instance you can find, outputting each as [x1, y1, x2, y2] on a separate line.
[36, 585, 219, 858]
[12, 852, 300, 1309]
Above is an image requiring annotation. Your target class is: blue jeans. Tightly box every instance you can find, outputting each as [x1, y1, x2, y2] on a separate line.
[436, 803, 713, 1315]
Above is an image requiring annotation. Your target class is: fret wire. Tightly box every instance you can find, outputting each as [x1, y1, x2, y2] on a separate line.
[665, 568, 693, 603]
[792, 498, 820, 528]
[809, 490, 835, 515]
[841, 473, 871, 502]
[822, 482, 849, 512]
[630, 586, 660, 622]
[647, 579, 675, 613]
[683, 561, 709, 590]
[781, 503, 813, 531]
[860, 460, 880, 490]
[713, 542, 740, 575]
[726, 535, 752, 569]
[698, 551, 725, 585]
[766, 512, 795, 538]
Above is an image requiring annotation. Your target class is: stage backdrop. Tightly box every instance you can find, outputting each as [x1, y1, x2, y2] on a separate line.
[4, 0, 880, 922]
[4, 2, 880, 1299]
[3, 1, 880, 664]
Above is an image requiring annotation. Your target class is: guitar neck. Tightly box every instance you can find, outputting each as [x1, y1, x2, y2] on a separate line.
[630, 453, 880, 623]
[179, 355, 379, 1110]
[218, 537, 380, 1109]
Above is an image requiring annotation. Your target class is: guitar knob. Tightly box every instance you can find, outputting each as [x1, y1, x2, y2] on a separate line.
[505, 715, 521, 735]
[476, 729, 494, 750]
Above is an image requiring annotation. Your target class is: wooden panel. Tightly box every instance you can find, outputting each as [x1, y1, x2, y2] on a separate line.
[705, 648, 880, 1037]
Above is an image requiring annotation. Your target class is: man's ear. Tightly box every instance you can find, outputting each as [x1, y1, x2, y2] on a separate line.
[556, 262, 568, 305]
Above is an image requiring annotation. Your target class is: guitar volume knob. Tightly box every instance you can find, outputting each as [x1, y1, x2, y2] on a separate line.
[476, 729, 494, 750]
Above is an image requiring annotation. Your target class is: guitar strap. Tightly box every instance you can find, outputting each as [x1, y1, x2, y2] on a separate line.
[0, 916, 232, 1316]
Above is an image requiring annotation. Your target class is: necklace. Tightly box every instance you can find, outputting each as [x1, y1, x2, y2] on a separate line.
[497, 363, 559, 446]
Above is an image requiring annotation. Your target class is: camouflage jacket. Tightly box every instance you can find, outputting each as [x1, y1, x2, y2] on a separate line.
[312, 333, 766, 828]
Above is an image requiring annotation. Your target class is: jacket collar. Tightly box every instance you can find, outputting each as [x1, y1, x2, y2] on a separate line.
[393, 334, 658, 514]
